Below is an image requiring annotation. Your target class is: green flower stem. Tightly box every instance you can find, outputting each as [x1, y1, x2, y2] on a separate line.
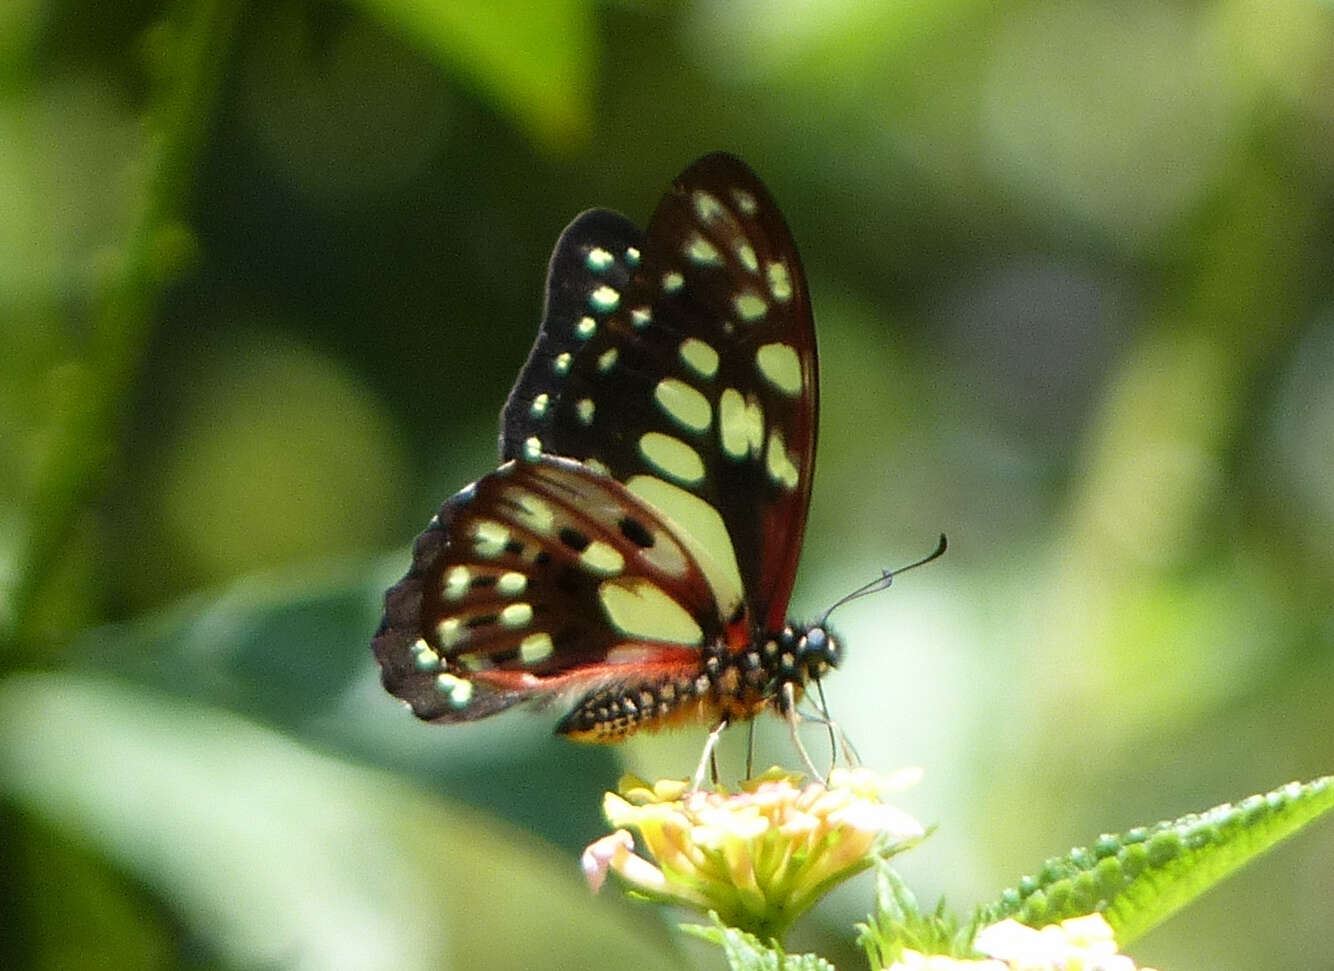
[6, 0, 243, 651]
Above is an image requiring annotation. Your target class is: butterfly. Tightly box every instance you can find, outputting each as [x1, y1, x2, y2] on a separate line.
[374, 153, 866, 766]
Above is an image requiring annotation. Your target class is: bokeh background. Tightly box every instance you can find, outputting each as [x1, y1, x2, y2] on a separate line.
[3, 0, 1333, 968]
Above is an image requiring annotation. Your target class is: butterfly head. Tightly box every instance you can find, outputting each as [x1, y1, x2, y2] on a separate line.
[767, 622, 841, 706]
[796, 623, 841, 677]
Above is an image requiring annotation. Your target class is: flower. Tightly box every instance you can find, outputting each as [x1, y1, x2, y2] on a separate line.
[887, 914, 1159, 971]
[582, 767, 925, 939]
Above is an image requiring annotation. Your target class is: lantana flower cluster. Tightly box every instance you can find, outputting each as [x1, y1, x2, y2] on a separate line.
[582, 767, 924, 938]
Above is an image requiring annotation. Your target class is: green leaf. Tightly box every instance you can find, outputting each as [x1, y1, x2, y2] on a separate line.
[65, 558, 621, 855]
[683, 915, 837, 971]
[857, 863, 976, 966]
[983, 776, 1334, 944]
[0, 671, 677, 971]
[6, 810, 177, 968]
[348, 0, 596, 152]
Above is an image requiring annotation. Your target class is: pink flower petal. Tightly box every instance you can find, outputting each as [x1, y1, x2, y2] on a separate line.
[582, 829, 634, 892]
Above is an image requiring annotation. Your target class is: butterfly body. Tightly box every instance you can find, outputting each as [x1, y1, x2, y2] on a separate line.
[555, 620, 840, 743]
[374, 153, 833, 743]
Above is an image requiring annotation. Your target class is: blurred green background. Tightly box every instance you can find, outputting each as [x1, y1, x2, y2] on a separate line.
[3, 0, 1333, 968]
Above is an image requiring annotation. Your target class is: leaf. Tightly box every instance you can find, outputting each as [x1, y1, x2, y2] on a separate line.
[1, 0, 241, 650]
[982, 776, 1334, 945]
[348, 0, 596, 152]
[0, 671, 677, 971]
[857, 863, 975, 967]
[66, 558, 622, 855]
[683, 916, 837, 971]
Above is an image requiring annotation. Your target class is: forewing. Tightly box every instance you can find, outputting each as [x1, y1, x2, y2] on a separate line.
[373, 456, 726, 723]
[500, 153, 818, 632]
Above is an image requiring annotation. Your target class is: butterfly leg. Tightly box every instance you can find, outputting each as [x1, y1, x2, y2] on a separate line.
[814, 680, 838, 768]
[744, 719, 757, 780]
[837, 721, 862, 768]
[691, 717, 730, 791]
[809, 679, 861, 768]
[782, 682, 823, 779]
[799, 707, 862, 770]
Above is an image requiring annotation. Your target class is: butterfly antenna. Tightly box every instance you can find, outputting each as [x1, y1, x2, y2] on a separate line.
[818, 533, 948, 627]
[745, 719, 757, 779]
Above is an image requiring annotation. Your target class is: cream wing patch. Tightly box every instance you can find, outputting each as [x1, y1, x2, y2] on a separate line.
[626, 473, 745, 620]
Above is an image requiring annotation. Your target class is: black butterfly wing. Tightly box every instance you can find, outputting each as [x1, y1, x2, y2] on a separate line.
[373, 456, 728, 724]
[500, 153, 818, 634]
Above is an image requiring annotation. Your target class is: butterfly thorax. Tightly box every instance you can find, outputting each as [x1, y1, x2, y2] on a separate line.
[556, 622, 840, 743]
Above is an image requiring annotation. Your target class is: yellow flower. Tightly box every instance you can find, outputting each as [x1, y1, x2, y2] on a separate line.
[583, 767, 924, 939]
[887, 914, 1159, 971]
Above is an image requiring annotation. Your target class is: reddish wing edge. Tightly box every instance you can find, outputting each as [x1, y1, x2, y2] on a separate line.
[660, 154, 819, 632]
[373, 456, 729, 733]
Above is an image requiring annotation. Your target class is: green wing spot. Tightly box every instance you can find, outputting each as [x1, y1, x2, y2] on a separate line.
[457, 651, 493, 671]
[693, 190, 726, 223]
[411, 638, 442, 672]
[443, 565, 470, 600]
[639, 432, 705, 484]
[473, 520, 511, 557]
[437, 617, 464, 648]
[520, 631, 554, 663]
[435, 673, 473, 708]
[505, 487, 555, 535]
[500, 602, 533, 627]
[765, 428, 800, 489]
[686, 234, 723, 267]
[735, 241, 759, 274]
[767, 261, 793, 301]
[731, 187, 758, 216]
[654, 378, 712, 433]
[585, 247, 614, 272]
[755, 342, 803, 396]
[598, 577, 703, 645]
[679, 338, 720, 379]
[734, 292, 767, 322]
[581, 540, 625, 576]
[718, 388, 764, 460]
[589, 285, 619, 312]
